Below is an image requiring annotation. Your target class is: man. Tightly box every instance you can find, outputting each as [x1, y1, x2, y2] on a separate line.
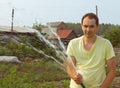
[66, 13, 116, 88]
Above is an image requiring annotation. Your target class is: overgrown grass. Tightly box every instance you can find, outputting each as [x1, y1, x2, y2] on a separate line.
[0, 60, 70, 88]
[0, 58, 120, 88]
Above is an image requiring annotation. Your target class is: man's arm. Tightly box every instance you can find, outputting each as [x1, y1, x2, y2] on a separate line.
[100, 57, 116, 88]
[66, 56, 76, 78]
[66, 56, 83, 84]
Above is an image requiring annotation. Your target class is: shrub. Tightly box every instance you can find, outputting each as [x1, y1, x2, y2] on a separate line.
[103, 29, 120, 47]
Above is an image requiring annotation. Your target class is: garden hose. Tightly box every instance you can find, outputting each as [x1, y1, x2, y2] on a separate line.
[81, 83, 86, 88]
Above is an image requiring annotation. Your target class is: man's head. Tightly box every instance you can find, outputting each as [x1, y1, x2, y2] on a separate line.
[81, 13, 99, 38]
[81, 13, 99, 26]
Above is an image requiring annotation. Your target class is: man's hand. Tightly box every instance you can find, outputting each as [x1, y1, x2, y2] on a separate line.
[73, 73, 83, 84]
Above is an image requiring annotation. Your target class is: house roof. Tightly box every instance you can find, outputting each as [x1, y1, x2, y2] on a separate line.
[53, 29, 73, 39]
[0, 26, 35, 33]
[47, 22, 63, 27]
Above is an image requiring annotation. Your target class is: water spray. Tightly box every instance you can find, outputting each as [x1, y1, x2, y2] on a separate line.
[47, 24, 86, 88]
[12, 25, 86, 88]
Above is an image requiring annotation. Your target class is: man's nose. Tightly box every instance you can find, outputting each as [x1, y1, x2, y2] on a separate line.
[86, 27, 90, 31]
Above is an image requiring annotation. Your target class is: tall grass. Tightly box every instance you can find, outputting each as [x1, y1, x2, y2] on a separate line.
[0, 61, 70, 88]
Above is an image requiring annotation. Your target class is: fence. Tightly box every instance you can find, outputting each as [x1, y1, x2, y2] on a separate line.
[114, 48, 120, 66]
[114, 48, 120, 76]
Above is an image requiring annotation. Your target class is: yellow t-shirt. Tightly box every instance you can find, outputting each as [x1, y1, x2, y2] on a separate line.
[67, 35, 115, 88]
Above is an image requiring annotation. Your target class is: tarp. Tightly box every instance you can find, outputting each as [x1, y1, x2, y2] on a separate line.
[0, 56, 21, 63]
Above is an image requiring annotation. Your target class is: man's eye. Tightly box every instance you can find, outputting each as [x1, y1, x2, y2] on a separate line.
[84, 25, 88, 28]
[90, 25, 94, 28]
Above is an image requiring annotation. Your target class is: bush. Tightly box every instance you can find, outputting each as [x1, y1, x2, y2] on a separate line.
[103, 29, 120, 47]
[0, 34, 58, 60]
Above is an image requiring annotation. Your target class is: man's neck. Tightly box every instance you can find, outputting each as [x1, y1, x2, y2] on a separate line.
[83, 35, 97, 51]
[83, 35, 97, 44]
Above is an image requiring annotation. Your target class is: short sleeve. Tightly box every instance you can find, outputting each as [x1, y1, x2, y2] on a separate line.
[105, 40, 115, 60]
[66, 40, 74, 56]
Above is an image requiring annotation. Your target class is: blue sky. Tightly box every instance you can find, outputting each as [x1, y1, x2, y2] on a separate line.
[0, 0, 120, 26]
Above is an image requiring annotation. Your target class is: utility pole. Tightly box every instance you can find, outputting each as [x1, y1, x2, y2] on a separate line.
[96, 5, 100, 35]
[11, 9, 14, 31]
[96, 5, 98, 17]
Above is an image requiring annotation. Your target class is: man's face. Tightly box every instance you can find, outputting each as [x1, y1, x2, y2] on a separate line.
[82, 17, 99, 38]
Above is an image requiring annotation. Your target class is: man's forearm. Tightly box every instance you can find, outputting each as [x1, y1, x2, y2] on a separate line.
[66, 57, 77, 79]
[66, 64, 77, 79]
[100, 70, 116, 88]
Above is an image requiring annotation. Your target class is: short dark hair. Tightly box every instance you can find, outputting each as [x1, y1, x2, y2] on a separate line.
[81, 13, 99, 26]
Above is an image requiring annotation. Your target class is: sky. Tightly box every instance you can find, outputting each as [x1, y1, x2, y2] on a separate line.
[0, 0, 120, 26]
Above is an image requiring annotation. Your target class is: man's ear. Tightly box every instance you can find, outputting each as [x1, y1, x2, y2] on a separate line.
[97, 25, 100, 31]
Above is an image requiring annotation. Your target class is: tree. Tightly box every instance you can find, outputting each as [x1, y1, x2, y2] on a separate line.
[65, 22, 83, 35]
[103, 29, 120, 47]
[32, 22, 42, 32]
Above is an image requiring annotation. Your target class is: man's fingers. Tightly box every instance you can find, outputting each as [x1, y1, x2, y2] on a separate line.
[73, 73, 83, 84]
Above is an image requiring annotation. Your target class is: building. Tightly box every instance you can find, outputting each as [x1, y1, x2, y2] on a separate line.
[48, 22, 67, 30]
[52, 29, 77, 47]
[41, 22, 78, 47]
[41, 22, 67, 38]
[0, 26, 35, 35]
[0, 25, 36, 44]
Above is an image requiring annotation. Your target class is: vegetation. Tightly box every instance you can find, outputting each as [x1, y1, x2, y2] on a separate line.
[0, 34, 58, 60]
[32, 22, 42, 32]
[0, 61, 70, 88]
[66, 23, 83, 35]
[103, 29, 120, 47]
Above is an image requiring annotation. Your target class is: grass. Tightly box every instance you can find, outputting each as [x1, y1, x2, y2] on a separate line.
[0, 58, 119, 88]
[0, 60, 70, 88]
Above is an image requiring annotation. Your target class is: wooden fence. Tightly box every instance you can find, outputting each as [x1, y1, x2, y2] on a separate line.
[114, 48, 120, 66]
[114, 48, 120, 76]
